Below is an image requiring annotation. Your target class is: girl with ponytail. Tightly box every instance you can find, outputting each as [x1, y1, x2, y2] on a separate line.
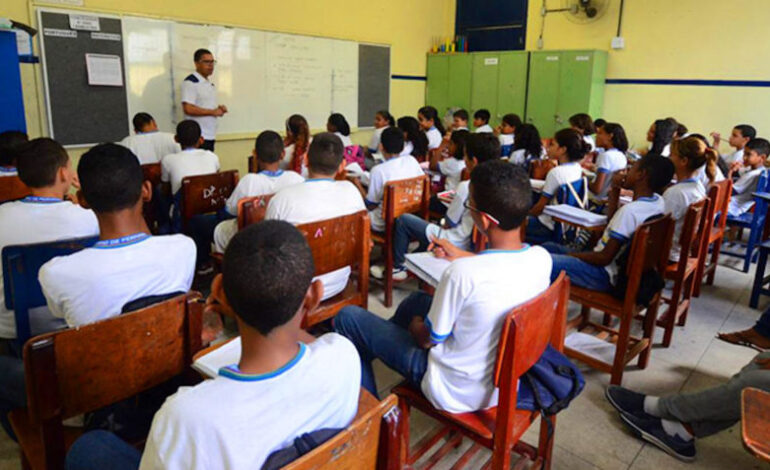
[284, 114, 311, 174]
[417, 106, 446, 150]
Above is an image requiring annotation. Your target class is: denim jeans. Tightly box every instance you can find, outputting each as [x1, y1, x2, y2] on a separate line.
[393, 214, 430, 268]
[526, 215, 554, 243]
[333, 292, 432, 398]
[541, 242, 611, 292]
[0, 354, 25, 441]
[755, 307, 770, 339]
[66, 430, 141, 470]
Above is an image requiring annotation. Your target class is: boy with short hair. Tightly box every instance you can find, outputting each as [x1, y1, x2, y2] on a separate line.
[727, 137, 769, 217]
[213, 131, 304, 253]
[452, 109, 469, 131]
[335, 161, 552, 412]
[542, 154, 674, 292]
[473, 109, 493, 133]
[160, 120, 220, 195]
[266, 133, 365, 301]
[39, 143, 196, 328]
[119, 112, 180, 165]
[371, 133, 500, 281]
[0, 131, 28, 176]
[711, 124, 756, 166]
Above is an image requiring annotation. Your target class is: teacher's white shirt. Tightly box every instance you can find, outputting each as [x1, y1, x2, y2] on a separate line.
[181, 71, 218, 140]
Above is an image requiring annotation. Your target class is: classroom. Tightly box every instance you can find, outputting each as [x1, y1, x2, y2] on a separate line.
[1, 0, 769, 469]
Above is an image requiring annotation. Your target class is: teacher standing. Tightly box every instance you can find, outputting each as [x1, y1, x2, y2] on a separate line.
[181, 48, 228, 152]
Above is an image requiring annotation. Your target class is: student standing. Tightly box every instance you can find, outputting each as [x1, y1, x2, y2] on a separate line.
[119, 113, 180, 165]
[181, 48, 228, 152]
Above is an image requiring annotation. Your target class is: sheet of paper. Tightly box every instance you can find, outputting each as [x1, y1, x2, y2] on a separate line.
[14, 29, 32, 56]
[85, 53, 123, 87]
[405, 252, 451, 288]
[565, 332, 616, 364]
[192, 337, 241, 379]
[530, 179, 546, 191]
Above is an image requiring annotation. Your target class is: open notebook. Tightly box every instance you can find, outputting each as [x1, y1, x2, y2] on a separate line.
[405, 252, 451, 288]
[543, 204, 608, 227]
[192, 337, 241, 379]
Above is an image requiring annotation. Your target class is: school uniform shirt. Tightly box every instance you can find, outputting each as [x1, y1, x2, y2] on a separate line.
[583, 135, 596, 153]
[423, 246, 551, 413]
[139, 334, 360, 470]
[696, 162, 725, 188]
[663, 179, 707, 262]
[592, 148, 628, 200]
[400, 141, 415, 157]
[280, 138, 313, 172]
[498, 134, 514, 158]
[367, 155, 424, 232]
[729, 167, 765, 216]
[438, 158, 466, 192]
[595, 194, 666, 284]
[334, 132, 353, 148]
[661, 144, 671, 157]
[368, 127, 386, 153]
[724, 148, 744, 166]
[426, 127, 442, 150]
[0, 197, 99, 339]
[39, 233, 195, 328]
[0, 167, 17, 177]
[181, 71, 218, 140]
[538, 162, 584, 230]
[474, 124, 493, 134]
[119, 131, 181, 165]
[161, 148, 220, 194]
[509, 148, 546, 166]
[266, 179, 365, 301]
[425, 180, 473, 250]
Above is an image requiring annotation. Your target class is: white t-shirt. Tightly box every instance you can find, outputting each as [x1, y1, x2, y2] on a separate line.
[368, 127, 386, 152]
[266, 179, 365, 301]
[663, 179, 707, 262]
[437, 158, 466, 192]
[400, 141, 415, 157]
[161, 148, 220, 194]
[225, 170, 303, 216]
[0, 197, 99, 339]
[539, 162, 584, 230]
[695, 162, 725, 187]
[0, 167, 18, 177]
[119, 131, 180, 165]
[475, 124, 493, 133]
[366, 155, 424, 232]
[509, 148, 545, 166]
[334, 132, 353, 148]
[661, 144, 671, 157]
[426, 127, 442, 150]
[725, 148, 744, 166]
[583, 135, 596, 153]
[39, 234, 195, 327]
[729, 167, 765, 216]
[139, 334, 360, 470]
[593, 149, 628, 199]
[425, 180, 473, 250]
[594, 194, 666, 284]
[422, 247, 551, 413]
[181, 71, 218, 140]
[499, 134, 514, 158]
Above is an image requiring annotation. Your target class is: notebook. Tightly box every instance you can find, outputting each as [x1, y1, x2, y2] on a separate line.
[405, 252, 451, 288]
[192, 337, 241, 379]
[543, 204, 608, 227]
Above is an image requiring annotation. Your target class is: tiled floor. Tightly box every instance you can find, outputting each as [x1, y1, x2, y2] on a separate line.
[1, 258, 768, 469]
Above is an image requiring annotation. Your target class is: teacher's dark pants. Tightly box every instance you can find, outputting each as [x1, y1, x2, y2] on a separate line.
[201, 140, 215, 152]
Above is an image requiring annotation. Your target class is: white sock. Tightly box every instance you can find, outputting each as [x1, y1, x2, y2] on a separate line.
[661, 419, 694, 442]
[643, 396, 661, 417]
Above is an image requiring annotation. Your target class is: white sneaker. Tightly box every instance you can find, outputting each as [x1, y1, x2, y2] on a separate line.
[370, 265, 408, 281]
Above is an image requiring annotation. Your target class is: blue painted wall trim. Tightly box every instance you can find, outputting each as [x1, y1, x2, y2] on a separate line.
[606, 78, 770, 88]
[391, 74, 427, 81]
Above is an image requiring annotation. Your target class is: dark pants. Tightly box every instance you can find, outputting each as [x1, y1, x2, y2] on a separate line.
[201, 140, 215, 152]
[333, 292, 431, 398]
[393, 214, 430, 268]
[429, 195, 448, 217]
[66, 431, 140, 470]
[755, 307, 770, 339]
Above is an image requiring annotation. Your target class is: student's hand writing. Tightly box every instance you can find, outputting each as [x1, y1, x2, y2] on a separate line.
[428, 236, 473, 261]
[205, 274, 236, 319]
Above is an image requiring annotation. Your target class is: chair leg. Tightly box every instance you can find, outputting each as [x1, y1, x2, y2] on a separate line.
[397, 397, 412, 468]
[537, 415, 556, 470]
[693, 241, 708, 298]
[384, 242, 394, 308]
[638, 298, 658, 370]
[579, 305, 591, 329]
[678, 273, 696, 327]
[610, 309, 633, 385]
[662, 280, 682, 348]
[751, 248, 769, 309]
[706, 237, 723, 285]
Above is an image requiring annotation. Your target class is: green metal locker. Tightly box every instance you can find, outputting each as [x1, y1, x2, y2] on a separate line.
[470, 52, 501, 128]
[557, 50, 607, 127]
[495, 51, 529, 124]
[447, 54, 472, 116]
[526, 51, 562, 138]
[426, 55, 450, 116]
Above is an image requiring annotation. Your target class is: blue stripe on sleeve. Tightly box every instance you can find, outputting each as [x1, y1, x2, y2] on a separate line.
[609, 230, 630, 242]
[597, 168, 610, 174]
[425, 317, 450, 344]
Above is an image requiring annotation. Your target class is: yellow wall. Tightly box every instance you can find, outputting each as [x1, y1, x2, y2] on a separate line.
[526, 0, 770, 152]
[4, 0, 454, 173]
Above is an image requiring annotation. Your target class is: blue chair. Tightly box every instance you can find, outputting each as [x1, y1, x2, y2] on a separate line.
[721, 170, 770, 273]
[2, 236, 98, 347]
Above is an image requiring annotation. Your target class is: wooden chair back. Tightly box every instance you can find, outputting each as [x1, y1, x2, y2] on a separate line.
[237, 194, 274, 230]
[742, 387, 770, 463]
[0, 175, 31, 203]
[623, 215, 674, 309]
[141, 163, 161, 187]
[141, 163, 162, 233]
[180, 170, 238, 231]
[383, 175, 430, 224]
[677, 199, 709, 266]
[713, 179, 733, 233]
[16, 293, 203, 469]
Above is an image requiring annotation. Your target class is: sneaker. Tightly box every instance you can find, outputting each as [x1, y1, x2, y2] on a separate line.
[619, 413, 696, 462]
[605, 386, 646, 417]
[369, 265, 408, 281]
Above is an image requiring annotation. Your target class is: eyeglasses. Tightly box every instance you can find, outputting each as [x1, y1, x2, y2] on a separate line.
[463, 199, 500, 225]
[197, 59, 216, 65]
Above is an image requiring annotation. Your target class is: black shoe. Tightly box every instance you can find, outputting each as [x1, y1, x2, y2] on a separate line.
[606, 386, 646, 417]
[619, 413, 696, 462]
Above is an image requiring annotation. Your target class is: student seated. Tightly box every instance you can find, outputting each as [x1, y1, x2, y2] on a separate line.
[358, 127, 423, 233]
[685, 133, 726, 187]
[451, 109, 469, 131]
[497, 113, 521, 158]
[371, 133, 500, 281]
[39, 143, 195, 328]
[418, 106, 446, 150]
[119, 112, 180, 165]
[605, 352, 770, 462]
[508, 123, 544, 169]
[641, 118, 677, 157]
[266, 133, 365, 301]
[663, 136, 717, 262]
[428, 129, 469, 193]
[0, 130, 28, 177]
[160, 119, 220, 198]
[542, 154, 674, 292]
[569, 113, 596, 153]
[368, 109, 395, 155]
[213, 131, 304, 253]
[727, 138, 769, 218]
[526, 129, 590, 241]
[398, 116, 429, 160]
[327, 113, 353, 147]
[282, 114, 311, 174]
[66, 221, 361, 470]
[711, 124, 755, 166]
[473, 109, 493, 133]
[335, 161, 550, 411]
[588, 122, 629, 201]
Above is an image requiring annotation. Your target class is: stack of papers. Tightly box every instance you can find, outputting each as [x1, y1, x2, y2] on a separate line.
[192, 337, 241, 379]
[405, 252, 451, 288]
[530, 179, 546, 192]
[543, 204, 608, 227]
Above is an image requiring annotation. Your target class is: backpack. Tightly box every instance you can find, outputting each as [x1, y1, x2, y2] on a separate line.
[261, 428, 342, 470]
[608, 233, 665, 307]
[343, 145, 365, 167]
